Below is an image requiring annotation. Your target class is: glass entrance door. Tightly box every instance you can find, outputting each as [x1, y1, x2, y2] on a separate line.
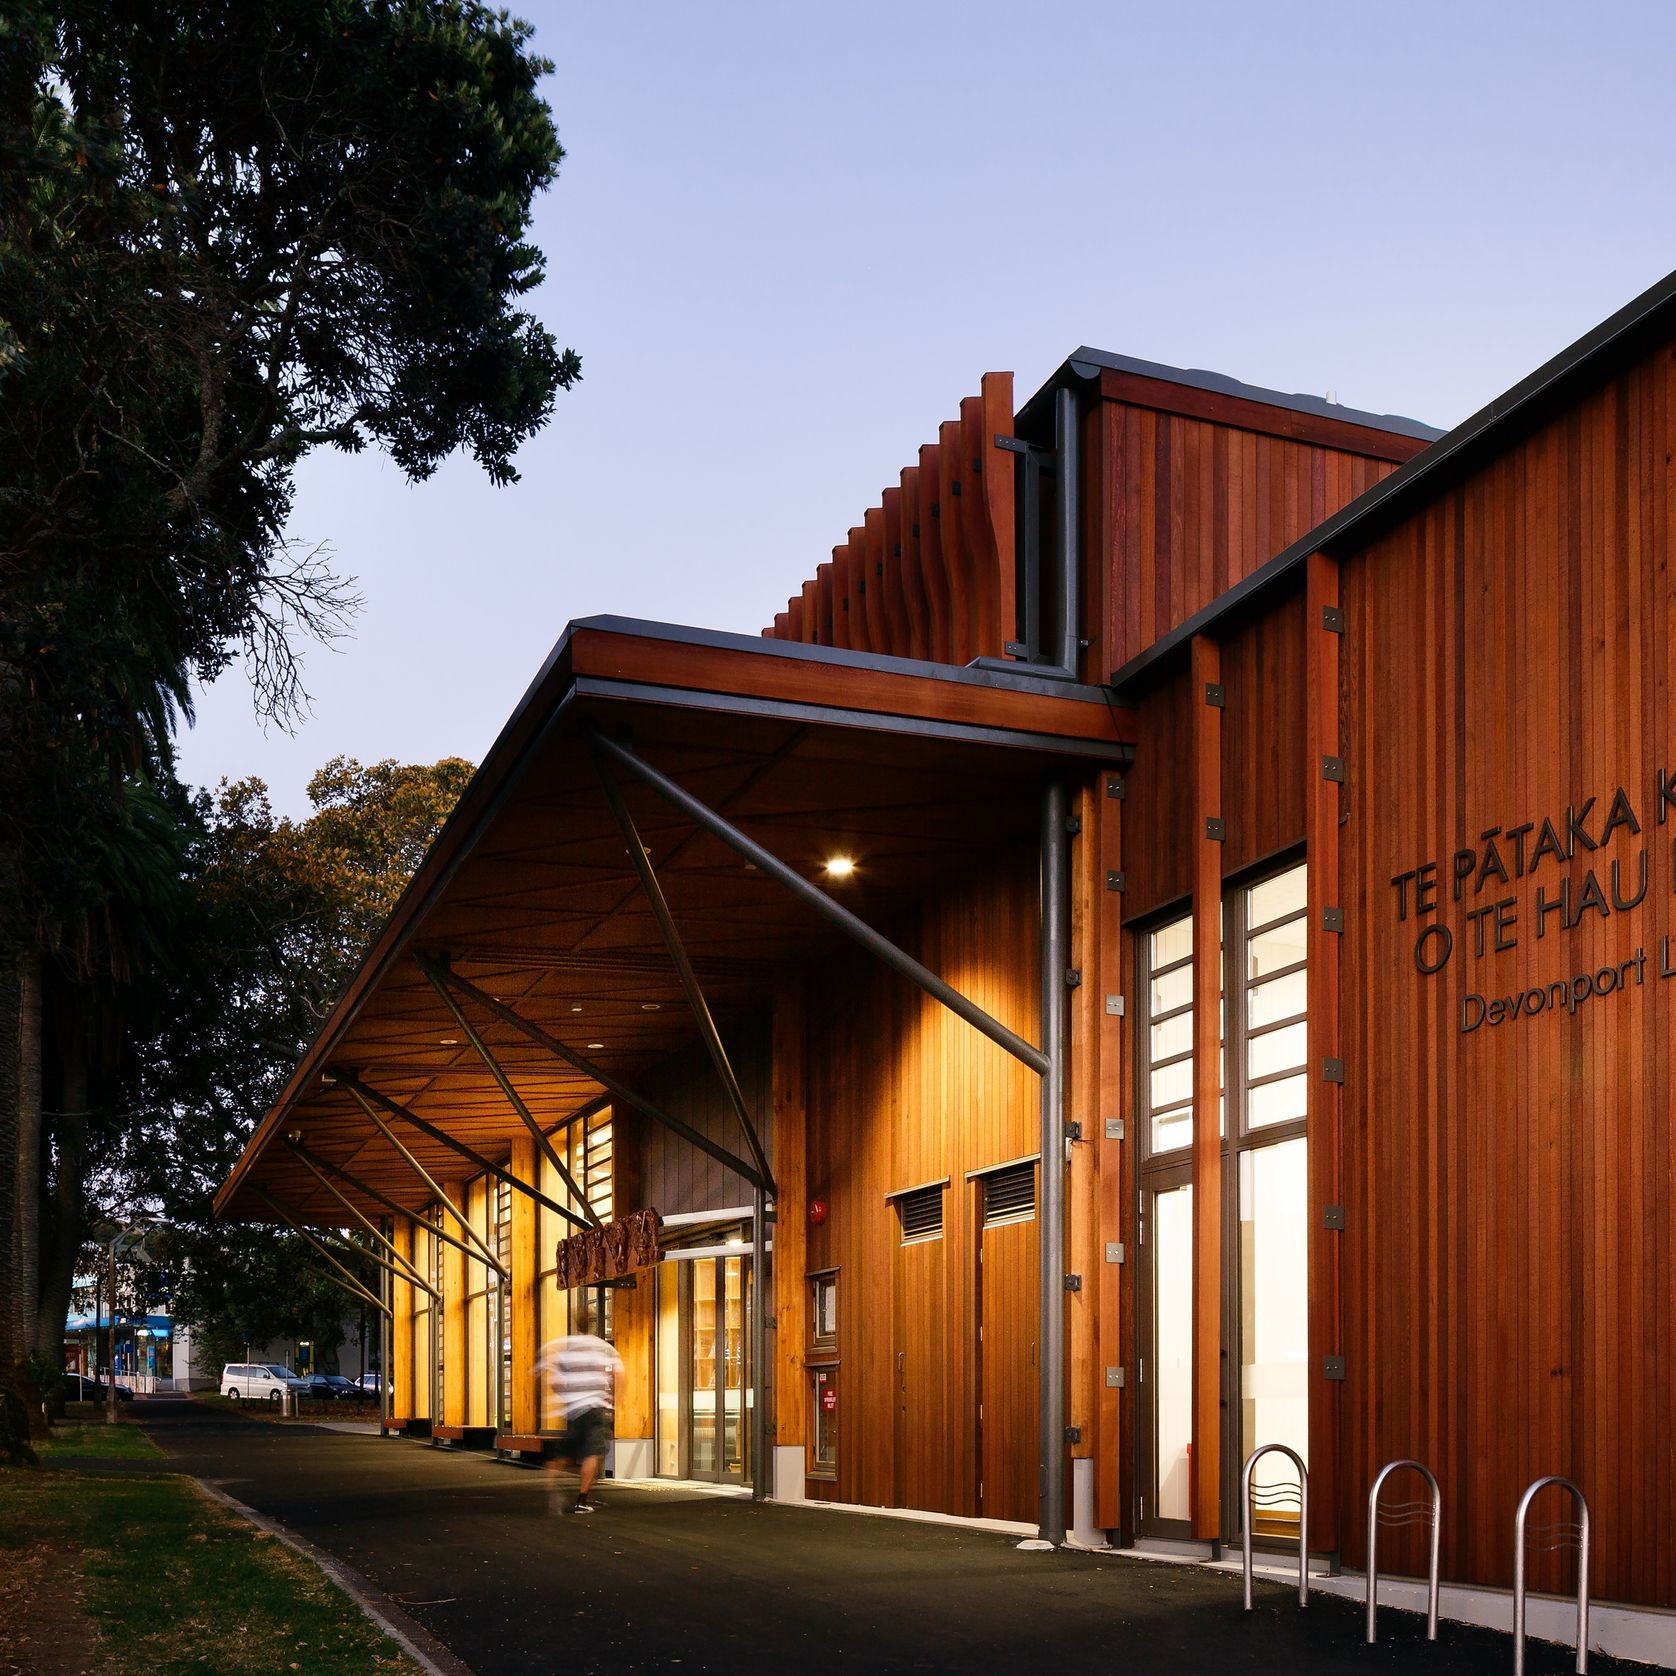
[685, 1254, 751, 1485]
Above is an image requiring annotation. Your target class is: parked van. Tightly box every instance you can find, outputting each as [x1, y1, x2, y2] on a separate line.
[221, 1363, 308, 1404]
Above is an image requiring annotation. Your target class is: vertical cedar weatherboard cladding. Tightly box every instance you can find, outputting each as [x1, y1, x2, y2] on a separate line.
[1089, 370, 1428, 680]
[764, 375, 1016, 666]
[1337, 339, 1676, 1611]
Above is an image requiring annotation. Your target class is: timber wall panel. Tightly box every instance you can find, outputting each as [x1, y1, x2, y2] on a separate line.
[802, 849, 1040, 1514]
[1337, 339, 1676, 1610]
[1095, 397, 1405, 677]
[1122, 663, 1195, 922]
[636, 1013, 772, 1218]
[1219, 593, 1309, 876]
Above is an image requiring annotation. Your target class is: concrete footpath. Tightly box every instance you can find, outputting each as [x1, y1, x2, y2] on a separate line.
[138, 1399, 1630, 1676]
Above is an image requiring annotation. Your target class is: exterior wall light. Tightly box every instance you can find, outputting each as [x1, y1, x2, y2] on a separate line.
[823, 856, 857, 879]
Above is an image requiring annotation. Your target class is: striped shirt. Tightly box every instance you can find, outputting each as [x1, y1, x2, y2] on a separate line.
[536, 1333, 622, 1416]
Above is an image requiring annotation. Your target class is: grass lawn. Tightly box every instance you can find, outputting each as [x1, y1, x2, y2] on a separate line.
[0, 1420, 420, 1674]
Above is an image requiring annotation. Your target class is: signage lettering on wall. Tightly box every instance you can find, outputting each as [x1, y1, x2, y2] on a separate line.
[1389, 772, 1676, 1032]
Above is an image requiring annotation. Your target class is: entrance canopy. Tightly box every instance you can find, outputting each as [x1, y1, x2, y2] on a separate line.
[214, 616, 1132, 1227]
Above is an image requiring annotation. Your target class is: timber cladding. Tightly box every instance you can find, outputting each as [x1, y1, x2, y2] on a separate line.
[1335, 337, 1676, 1609]
[800, 847, 1041, 1520]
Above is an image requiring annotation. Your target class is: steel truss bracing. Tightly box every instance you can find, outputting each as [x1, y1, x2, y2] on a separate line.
[284, 1139, 440, 1300]
[341, 1080, 511, 1280]
[284, 1139, 505, 1276]
[589, 741, 777, 1197]
[340, 1071, 584, 1235]
[415, 954, 603, 1226]
[581, 727, 1069, 1543]
[251, 1185, 390, 1319]
[423, 965, 766, 1192]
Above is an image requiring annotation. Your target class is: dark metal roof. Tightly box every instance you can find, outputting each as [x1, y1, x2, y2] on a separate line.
[1017, 346, 1443, 443]
[1108, 261, 1676, 693]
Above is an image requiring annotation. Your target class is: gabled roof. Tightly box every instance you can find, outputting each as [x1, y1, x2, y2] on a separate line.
[1108, 260, 1676, 691]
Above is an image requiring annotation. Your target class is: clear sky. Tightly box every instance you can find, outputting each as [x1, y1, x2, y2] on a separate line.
[176, 1, 1676, 816]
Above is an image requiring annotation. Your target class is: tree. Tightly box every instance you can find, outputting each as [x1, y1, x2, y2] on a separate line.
[0, 0, 575, 1401]
[128, 756, 473, 1365]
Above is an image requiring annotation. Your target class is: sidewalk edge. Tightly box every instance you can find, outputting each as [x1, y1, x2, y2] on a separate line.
[189, 1477, 474, 1676]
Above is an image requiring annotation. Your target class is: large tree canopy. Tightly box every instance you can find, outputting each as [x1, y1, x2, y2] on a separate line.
[131, 756, 473, 1370]
[0, 0, 573, 1435]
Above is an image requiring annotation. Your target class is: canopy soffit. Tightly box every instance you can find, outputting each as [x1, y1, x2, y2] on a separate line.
[214, 617, 1132, 1226]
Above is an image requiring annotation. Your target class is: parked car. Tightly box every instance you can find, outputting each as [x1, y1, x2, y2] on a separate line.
[356, 1371, 383, 1395]
[221, 1362, 308, 1404]
[304, 1374, 364, 1401]
[63, 1373, 134, 1402]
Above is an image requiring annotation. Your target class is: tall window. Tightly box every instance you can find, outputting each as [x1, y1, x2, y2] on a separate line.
[1229, 862, 1309, 1536]
[537, 1106, 616, 1427]
[1135, 860, 1305, 1537]
[494, 1177, 512, 1431]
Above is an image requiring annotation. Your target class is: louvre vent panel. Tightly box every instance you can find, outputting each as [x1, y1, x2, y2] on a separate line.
[898, 1186, 944, 1244]
[982, 1164, 1035, 1228]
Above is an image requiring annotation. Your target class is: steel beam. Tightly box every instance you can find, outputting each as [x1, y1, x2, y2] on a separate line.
[416, 955, 603, 1226]
[284, 1142, 500, 1275]
[342, 1081, 511, 1279]
[586, 728, 1051, 1076]
[590, 745, 777, 1196]
[341, 1073, 584, 1237]
[251, 1187, 390, 1318]
[284, 1141, 440, 1300]
[1037, 780, 1070, 1545]
[424, 968, 766, 1191]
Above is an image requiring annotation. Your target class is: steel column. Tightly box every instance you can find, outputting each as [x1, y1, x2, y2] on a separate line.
[751, 1183, 769, 1502]
[424, 968, 766, 1190]
[416, 956, 602, 1225]
[590, 747, 777, 1195]
[1038, 779, 1070, 1545]
[342, 1082, 510, 1279]
[586, 729, 1050, 1076]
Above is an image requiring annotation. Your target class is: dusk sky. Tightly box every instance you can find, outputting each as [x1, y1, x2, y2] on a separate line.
[175, 2, 1676, 816]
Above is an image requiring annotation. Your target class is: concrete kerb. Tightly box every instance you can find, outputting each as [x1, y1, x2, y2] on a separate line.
[190, 1477, 473, 1676]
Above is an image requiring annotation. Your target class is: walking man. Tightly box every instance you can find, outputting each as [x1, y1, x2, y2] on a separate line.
[536, 1304, 623, 1514]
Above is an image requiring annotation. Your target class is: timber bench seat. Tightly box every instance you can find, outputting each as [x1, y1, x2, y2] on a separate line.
[432, 1424, 496, 1448]
[381, 1416, 431, 1437]
[495, 1433, 550, 1462]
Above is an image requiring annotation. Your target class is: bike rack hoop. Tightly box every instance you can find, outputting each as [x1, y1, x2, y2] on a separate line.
[1240, 1443, 1308, 1611]
[1364, 1458, 1442, 1644]
[1514, 1475, 1590, 1676]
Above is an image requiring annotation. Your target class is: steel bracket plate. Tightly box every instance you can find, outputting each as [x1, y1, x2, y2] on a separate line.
[1322, 905, 1345, 933]
[1323, 1204, 1345, 1231]
[1205, 817, 1225, 842]
[1322, 755, 1347, 783]
[1103, 1117, 1125, 1141]
[1104, 993, 1125, 1017]
[1106, 777, 1126, 800]
[1324, 1057, 1346, 1084]
[1107, 869, 1126, 893]
[1105, 1241, 1125, 1265]
[1322, 604, 1345, 633]
[1204, 682, 1225, 708]
[1106, 1366, 1125, 1390]
[1324, 1355, 1347, 1381]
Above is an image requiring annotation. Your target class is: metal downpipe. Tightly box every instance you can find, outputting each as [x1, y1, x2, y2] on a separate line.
[751, 1185, 769, 1502]
[1053, 386, 1081, 676]
[1038, 779, 1070, 1545]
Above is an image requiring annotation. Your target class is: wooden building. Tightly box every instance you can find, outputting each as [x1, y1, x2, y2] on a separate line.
[217, 268, 1676, 1639]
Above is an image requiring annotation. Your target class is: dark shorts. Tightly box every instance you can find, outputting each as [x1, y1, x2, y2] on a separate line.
[557, 1407, 612, 1463]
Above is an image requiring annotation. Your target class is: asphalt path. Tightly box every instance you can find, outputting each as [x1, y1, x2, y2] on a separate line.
[138, 1398, 1629, 1675]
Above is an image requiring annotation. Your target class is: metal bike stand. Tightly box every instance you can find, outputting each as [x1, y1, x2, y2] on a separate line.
[1240, 1444, 1309, 1611]
[1513, 1476, 1591, 1676]
[1364, 1458, 1442, 1643]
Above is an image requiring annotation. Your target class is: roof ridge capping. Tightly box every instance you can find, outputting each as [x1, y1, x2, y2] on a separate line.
[1021, 346, 1443, 443]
